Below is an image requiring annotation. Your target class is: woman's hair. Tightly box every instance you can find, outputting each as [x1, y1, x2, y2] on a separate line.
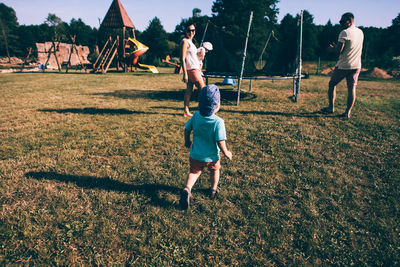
[186, 23, 196, 31]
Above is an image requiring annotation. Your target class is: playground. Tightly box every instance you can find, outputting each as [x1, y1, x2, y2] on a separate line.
[1, 0, 400, 265]
[0, 70, 399, 265]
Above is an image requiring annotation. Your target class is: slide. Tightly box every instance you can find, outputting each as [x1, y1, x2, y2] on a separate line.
[126, 38, 159, 73]
[137, 63, 159, 73]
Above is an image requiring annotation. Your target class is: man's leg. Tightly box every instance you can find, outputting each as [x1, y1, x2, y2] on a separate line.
[344, 69, 360, 118]
[328, 81, 337, 113]
[327, 68, 345, 113]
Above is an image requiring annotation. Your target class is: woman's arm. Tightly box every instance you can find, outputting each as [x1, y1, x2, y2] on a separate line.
[181, 39, 188, 83]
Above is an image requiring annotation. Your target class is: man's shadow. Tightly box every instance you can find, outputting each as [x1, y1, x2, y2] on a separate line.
[25, 171, 180, 209]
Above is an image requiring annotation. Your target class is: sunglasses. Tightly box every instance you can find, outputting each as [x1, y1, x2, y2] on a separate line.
[187, 29, 196, 32]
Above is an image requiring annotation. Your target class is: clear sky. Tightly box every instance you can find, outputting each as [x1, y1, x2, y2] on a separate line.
[2, 0, 399, 32]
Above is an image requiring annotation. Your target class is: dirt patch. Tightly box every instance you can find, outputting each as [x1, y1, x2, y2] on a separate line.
[365, 67, 393, 79]
[0, 57, 24, 64]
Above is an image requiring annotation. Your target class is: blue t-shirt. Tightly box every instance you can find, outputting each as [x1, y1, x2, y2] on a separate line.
[185, 112, 226, 162]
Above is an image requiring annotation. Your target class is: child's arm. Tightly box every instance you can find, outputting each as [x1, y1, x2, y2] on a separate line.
[217, 140, 232, 160]
[184, 129, 192, 148]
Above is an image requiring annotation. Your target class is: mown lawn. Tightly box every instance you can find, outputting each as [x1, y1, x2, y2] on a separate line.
[0, 68, 399, 265]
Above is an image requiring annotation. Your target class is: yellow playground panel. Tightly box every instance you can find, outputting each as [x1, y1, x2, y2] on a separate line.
[125, 38, 158, 73]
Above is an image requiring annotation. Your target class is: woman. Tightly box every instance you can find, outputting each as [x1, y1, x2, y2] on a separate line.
[181, 24, 205, 117]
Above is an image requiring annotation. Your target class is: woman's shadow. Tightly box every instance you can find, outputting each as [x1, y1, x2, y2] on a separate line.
[25, 171, 180, 209]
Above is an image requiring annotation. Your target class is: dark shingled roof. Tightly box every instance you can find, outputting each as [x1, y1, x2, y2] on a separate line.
[101, 0, 135, 29]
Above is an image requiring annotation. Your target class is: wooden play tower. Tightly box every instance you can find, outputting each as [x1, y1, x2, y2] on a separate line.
[93, 0, 135, 73]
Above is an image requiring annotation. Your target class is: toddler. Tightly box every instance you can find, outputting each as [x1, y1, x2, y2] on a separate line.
[180, 84, 232, 210]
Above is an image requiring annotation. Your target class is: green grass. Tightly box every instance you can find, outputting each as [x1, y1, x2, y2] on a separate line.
[0, 68, 399, 265]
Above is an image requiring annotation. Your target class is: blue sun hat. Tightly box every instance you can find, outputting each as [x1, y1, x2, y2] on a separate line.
[199, 84, 220, 117]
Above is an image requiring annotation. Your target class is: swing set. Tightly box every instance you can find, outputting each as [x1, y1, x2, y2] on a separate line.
[203, 10, 306, 105]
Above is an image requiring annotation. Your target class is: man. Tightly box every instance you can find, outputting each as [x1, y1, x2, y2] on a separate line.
[322, 12, 364, 118]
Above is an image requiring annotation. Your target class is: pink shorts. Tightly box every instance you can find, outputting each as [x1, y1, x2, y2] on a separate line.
[329, 68, 361, 88]
[187, 69, 203, 84]
[189, 157, 221, 174]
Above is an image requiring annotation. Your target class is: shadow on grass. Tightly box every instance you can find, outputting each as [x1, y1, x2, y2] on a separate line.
[152, 106, 335, 118]
[37, 107, 165, 116]
[221, 109, 337, 118]
[91, 88, 257, 104]
[92, 89, 184, 102]
[25, 171, 180, 209]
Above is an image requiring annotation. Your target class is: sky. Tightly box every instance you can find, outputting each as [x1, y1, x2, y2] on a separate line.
[2, 0, 399, 32]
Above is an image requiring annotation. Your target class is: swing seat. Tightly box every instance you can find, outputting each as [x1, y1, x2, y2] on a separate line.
[223, 77, 236, 86]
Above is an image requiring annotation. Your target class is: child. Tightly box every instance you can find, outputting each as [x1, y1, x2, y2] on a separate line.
[180, 84, 232, 210]
[197, 42, 213, 74]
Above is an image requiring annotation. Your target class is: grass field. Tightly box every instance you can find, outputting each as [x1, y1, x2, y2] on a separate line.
[0, 67, 399, 265]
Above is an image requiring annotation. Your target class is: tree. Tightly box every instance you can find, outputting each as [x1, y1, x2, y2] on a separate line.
[0, 3, 20, 57]
[208, 0, 279, 72]
[300, 10, 318, 61]
[141, 17, 169, 65]
[193, 8, 202, 18]
[69, 18, 96, 46]
[269, 14, 298, 74]
[45, 13, 64, 41]
[317, 20, 341, 61]
[387, 13, 400, 57]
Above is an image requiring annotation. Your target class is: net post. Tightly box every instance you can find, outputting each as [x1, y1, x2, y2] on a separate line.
[295, 10, 303, 102]
[237, 11, 253, 106]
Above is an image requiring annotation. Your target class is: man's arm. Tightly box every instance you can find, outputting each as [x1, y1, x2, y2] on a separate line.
[327, 41, 345, 56]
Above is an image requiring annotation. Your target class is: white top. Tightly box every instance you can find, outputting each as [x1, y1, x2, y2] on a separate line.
[183, 38, 201, 70]
[336, 25, 364, 69]
[197, 47, 206, 61]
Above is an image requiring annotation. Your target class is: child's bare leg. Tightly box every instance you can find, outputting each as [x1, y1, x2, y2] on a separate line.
[185, 172, 202, 192]
[209, 169, 220, 191]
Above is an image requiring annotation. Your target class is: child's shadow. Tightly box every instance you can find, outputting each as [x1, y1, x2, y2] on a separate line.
[25, 171, 180, 209]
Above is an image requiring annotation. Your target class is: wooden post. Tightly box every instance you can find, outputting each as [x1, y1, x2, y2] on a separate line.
[116, 35, 120, 71]
[122, 26, 126, 72]
[66, 35, 76, 73]
[44, 40, 61, 72]
[54, 41, 61, 72]
[93, 37, 111, 70]
[104, 40, 119, 73]
[20, 47, 32, 72]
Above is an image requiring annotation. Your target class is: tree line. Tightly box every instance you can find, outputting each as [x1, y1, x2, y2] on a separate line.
[1, 1, 399, 73]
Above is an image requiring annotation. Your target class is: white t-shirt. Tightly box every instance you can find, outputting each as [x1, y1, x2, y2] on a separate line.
[197, 47, 206, 69]
[183, 38, 201, 70]
[336, 25, 364, 69]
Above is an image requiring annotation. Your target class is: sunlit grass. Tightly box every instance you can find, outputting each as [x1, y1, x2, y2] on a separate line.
[0, 67, 399, 265]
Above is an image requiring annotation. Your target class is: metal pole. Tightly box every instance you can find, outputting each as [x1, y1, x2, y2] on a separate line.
[256, 30, 272, 69]
[295, 10, 303, 102]
[237, 11, 253, 106]
[200, 21, 209, 46]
